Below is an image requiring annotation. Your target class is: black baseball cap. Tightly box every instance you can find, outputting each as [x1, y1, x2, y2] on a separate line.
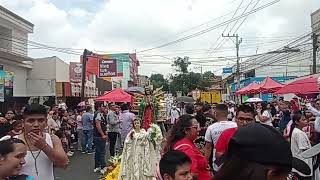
[227, 123, 292, 168]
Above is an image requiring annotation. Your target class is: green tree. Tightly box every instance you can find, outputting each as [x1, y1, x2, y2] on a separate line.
[169, 58, 214, 95]
[172, 56, 191, 74]
[149, 73, 169, 92]
[199, 71, 215, 89]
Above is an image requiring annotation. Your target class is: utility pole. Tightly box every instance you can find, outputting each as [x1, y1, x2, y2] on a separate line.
[222, 34, 242, 90]
[312, 33, 319, 74]
[81, 49, 93, 101]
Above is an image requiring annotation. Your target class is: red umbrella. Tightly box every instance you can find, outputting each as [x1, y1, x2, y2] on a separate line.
[274, 75, 320, 95]
[235, 82, 259, 95]
[96, 88, 133, 103]
[259, 77, 284, 93]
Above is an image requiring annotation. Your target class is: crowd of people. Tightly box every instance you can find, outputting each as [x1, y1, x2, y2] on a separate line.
[0, 97, 320, 179]
[160, 98, 320, 180]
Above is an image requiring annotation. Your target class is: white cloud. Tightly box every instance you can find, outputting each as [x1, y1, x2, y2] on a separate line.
[68, 8, 92, 18]
[0, 0, 319, 76]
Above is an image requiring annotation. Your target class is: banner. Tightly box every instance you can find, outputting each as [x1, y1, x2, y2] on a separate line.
[4, 71, 14, 88]
[99, 59, 117, 78]
[223, 67, 233, 74]
[69, 62, 82, 82]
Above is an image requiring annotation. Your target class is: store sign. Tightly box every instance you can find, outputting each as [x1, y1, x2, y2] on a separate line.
[99, 59, 117, 77]
[223, 67, 233, 74]
[69, 62, 82, 82]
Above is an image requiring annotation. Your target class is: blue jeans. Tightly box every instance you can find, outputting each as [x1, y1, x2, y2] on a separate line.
[77, 129, 84, 151]
[94, 136, 106, 169]
[82, 130, 93, 152]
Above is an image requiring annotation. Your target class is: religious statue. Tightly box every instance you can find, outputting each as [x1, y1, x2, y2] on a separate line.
[119, 118, 163, 180]
[138, 87, 159, 130]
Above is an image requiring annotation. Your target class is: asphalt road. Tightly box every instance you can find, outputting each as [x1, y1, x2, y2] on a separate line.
[54, 151, 101, 180]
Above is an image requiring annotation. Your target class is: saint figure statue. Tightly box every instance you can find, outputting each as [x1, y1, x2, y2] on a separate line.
[119, 118, 163, 180]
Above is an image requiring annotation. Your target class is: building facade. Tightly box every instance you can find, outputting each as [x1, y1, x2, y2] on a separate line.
[0, 6, 34, 111]
[85, 53, 140, 89]
[27, 56, 69, 97]
[312, 8, 320, 35]
[136, 74, 148, 88]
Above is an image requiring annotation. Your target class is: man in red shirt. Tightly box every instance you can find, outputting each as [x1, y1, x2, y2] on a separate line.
[215, 105, 255, 159]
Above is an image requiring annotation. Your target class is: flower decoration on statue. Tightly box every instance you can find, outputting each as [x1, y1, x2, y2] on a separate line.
[101, 155, 121, 180]
[148, 123, 163, 149]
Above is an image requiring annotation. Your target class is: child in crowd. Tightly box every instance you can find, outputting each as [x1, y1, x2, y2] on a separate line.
[7, 120, 23, 136]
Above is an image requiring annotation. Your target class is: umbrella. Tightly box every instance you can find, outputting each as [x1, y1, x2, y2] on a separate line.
[77, 101, 86, 107]
[176, 96, 194, 103]
[126, 86, 145, 94]
[245, 98, 263, 103]
[274, 75, 320, 95]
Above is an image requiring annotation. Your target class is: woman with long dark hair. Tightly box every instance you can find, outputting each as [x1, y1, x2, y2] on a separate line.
[255, 102, 273, 126]
[289, 113, 313, 179]
[163, 114, 211, 180]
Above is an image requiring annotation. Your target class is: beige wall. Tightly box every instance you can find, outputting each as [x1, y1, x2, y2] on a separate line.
[27, 57, 69, 96]
[55, 57, 69, 82]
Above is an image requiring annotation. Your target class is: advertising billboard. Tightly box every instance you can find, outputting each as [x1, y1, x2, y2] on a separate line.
[69, 62, 82, 82]
[99, 59, 117, 78]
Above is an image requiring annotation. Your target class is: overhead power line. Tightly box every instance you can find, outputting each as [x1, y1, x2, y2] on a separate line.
[136, 0, 280, 53]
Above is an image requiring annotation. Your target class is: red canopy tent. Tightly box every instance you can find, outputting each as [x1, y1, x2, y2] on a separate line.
[258, 76, 284, 93]
[247, 82, 261, 94]
[95, 88, 133, 103]
[235, 82, 259, 95]
[274, 75, 320, 96]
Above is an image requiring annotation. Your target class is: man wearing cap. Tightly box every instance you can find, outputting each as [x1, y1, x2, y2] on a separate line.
[215, 105, 255, 159]
[214, 123, 292, 180]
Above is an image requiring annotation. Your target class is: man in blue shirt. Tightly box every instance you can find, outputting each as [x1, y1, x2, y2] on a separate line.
[81, 106, 94, 154]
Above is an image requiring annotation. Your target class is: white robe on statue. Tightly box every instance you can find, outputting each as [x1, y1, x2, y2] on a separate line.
[119, 125, 162, 180]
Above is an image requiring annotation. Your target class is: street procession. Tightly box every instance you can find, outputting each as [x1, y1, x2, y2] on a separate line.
[0, 0, 320, 180]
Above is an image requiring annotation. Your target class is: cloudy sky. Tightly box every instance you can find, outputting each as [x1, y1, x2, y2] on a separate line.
[0, 0, 319, 77]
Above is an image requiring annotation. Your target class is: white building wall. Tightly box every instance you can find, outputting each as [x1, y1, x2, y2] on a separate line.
[28, 57, 56, 79]
[0, 25, 11, 51]
[26, 79, 55, 97]
[312, 9, 320, 35]
[240, 38, 316, 78]
[27, 56, 70, 96]
[11, 29, 28, 56]
[55, 57, 69, 82]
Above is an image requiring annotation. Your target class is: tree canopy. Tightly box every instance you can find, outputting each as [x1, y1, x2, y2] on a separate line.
[145, 56, 215, 95]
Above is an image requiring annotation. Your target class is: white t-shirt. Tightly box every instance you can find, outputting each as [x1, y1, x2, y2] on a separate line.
[205, 121, 237, 168]
[255, 110, 273, 126]
[76, 115, 83, 130]
[291, 128, 313, 177]
[47, 117, 59, 131]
